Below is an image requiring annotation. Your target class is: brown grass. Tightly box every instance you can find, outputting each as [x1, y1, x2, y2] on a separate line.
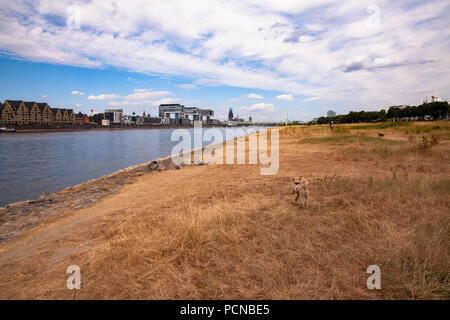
[0, 122, 448, 299]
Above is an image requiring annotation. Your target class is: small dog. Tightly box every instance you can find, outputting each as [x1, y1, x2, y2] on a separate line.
[292, 175, 309, 208]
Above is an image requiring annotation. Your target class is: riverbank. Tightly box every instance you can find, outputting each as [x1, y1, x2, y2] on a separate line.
[3, 124, 273, 133]
[0, 129, 260, 238]
[0, 154, 199, 241]
[0, 126, 269, 207]
[0, 122, 448, 299]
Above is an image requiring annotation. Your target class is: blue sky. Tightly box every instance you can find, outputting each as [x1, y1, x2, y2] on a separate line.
[0, 0, 449, 121]
[0, 56, 297, 120]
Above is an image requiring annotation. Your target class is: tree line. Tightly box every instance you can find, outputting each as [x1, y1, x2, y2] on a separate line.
[312, 101, 449, 125]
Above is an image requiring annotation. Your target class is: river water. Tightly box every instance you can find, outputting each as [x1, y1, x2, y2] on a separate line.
[0, 127, 266, 207]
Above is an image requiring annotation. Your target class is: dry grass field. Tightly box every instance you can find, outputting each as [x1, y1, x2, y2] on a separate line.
[0, 121, 448, 299]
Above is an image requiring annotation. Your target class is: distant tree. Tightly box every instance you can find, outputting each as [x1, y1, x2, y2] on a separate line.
[313, 101, 449, 125]
[387, 106, 401, 119]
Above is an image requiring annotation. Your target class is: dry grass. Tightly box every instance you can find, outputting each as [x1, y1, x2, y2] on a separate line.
[0, 121, 448, 299]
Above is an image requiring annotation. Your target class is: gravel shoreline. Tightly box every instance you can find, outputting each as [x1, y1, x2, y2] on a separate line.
[0, 154, 203, 242]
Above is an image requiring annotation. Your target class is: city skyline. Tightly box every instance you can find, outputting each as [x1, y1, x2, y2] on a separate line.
[0, 1, 449, 121]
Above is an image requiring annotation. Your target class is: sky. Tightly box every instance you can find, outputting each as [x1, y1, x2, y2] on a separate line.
[0, 0, 449, 121]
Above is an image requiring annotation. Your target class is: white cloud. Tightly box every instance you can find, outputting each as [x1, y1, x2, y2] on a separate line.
[124, 89, 171, 100]
[178, 83, 198, 90]
[107, 97, 180, 107]
[230, 92, 264, 102]
[303, 96, 322, 102]
[107, 100, 145, 107]
[155, 98, 181, 105]
[246, 93, 264, 100]
[41, 94, 47, 99]
[71, 90, 85, 95]
[105, 88, 179, 107]
[276, 94, 294, 101]
[0, 0, 448, 116]
[240, 103, 275, 112]
[87, 94, 121, 100]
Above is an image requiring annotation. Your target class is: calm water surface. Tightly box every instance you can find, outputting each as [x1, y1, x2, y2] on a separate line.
[0, 127, 265, 207]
